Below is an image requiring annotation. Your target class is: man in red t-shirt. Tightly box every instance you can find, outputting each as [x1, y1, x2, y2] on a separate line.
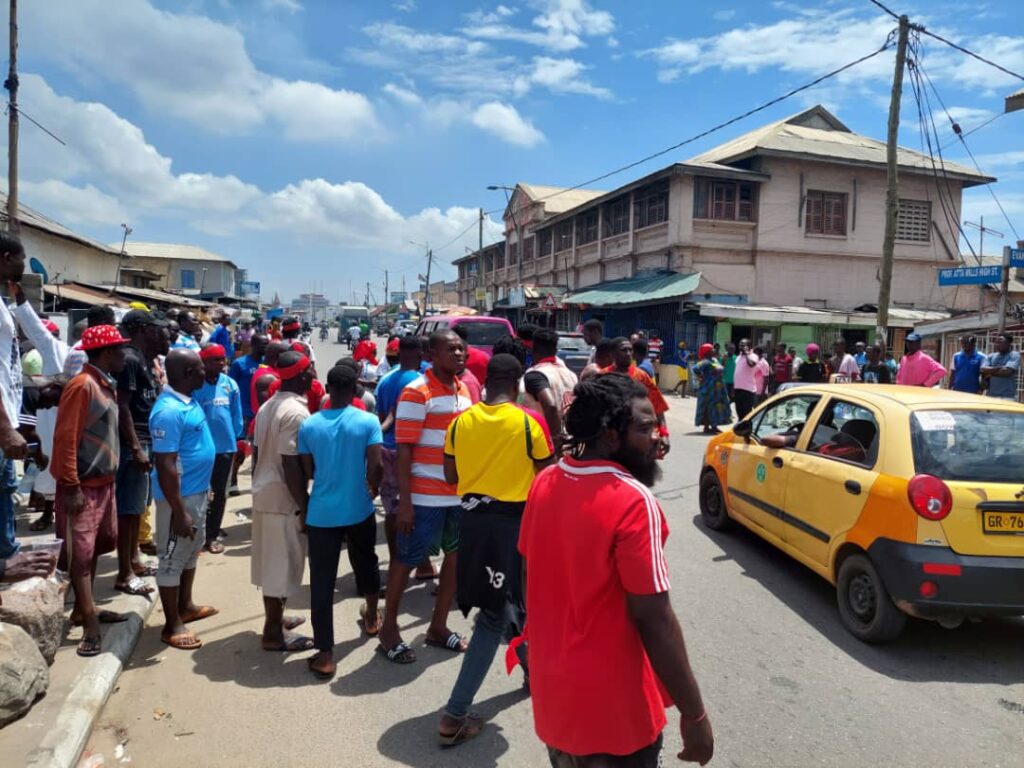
[518, 373, 713, 766]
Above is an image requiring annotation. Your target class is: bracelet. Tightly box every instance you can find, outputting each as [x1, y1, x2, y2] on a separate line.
[658, 426, 670, 438]
[683, 710, 708, 725]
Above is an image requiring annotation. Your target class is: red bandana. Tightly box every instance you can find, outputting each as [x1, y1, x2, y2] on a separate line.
[278, 354, 311, 380]
[282, 321, 301, 332]
[200, 344, 226, 360]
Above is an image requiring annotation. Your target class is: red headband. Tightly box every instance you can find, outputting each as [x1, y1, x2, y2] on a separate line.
[277, 354, 311, 380]
[282, 321, 301, 332]
[200, 344, 226, 360]
[290, 341, 309, 353]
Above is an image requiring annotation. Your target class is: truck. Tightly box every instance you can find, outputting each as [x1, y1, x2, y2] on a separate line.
[336, 305, 370, 344]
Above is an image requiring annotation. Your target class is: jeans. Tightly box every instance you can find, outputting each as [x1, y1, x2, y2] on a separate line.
[205, 452, 235, 542]
[445, 603, 526, 719]
[0, 457, 19, 559]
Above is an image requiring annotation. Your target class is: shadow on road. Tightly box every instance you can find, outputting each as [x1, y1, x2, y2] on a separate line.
[691, 513, 1024, 685]
[332, 634, 464, 697]
[377, 689, 527, 767]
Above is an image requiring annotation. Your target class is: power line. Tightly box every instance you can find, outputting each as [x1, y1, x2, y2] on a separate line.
[484, 41, 897, 216]
[938, 110, 1005, 152]
[867, 0, 900, 20]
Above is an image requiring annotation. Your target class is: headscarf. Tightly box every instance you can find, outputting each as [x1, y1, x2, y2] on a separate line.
[806, 343, 820, 357]
[699, 343, 715, 360]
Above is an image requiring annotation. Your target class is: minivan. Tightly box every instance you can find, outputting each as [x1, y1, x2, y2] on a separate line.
[415, 315, 514, 354]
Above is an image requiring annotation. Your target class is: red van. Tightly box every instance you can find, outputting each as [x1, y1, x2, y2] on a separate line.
[414, 315, 514, 354]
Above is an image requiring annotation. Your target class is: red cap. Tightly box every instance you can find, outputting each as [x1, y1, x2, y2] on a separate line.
[200, 344, 226, 360]
[282, 320, 301, 332]
[386, 338, 400, 354]
[43, 320, 59, 335]
[80, 325, 129, 351]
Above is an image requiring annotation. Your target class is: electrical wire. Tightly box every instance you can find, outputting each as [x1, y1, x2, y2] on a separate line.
[483, 41, 897, 216]
[938, 111, 1005, 152]
[867, 0, 900, 20]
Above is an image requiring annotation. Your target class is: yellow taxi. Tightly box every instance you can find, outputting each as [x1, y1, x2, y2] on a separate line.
[699, 384, 1024, 642]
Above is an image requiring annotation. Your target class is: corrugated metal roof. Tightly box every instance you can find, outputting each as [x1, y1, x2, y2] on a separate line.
[565, 271, 701, 307]
[43, 283, 131, 308]
[74, 280, 219, 308]
[1007, 87, 1024, 114]
[699, 302, 948, 328]
[690, 105, 993, 186]
[518, 183, 606, 215]
[119, 242, 237, 266]
[0, 192, 120, 255]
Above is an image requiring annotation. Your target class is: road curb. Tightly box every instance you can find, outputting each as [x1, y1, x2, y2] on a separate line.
[23, 593, 157, 768]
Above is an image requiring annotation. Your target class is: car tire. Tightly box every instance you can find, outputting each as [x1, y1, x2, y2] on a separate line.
[836, 554, 907, 643]
[699, 472, 732, 531]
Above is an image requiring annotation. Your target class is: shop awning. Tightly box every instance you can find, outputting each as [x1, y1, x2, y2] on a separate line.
[43, 283, 131, 308]
[699, 302, 948, 328]
[564, 271, 701, 307]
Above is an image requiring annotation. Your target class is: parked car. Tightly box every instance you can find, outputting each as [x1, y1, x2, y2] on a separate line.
[698, 384, 1024, 643]
[394, 320, 418, 338]
[557, 332, 590, 377]
[414, 315, 514, 354]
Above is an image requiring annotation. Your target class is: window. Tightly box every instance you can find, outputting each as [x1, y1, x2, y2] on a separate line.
[693, 179, 757, 222]
[538, 228, 553, 256]
[180, 269, 196, 289]
[604, 196, 630, 236]
[911, 409, 1024, 483]
[578, 211, 599, 244]
[897, 199, 931, 242]
[522, 236, 535, 262]
[805, 191, 847, 236]
[555, 221, 574, 252]
[751, 394, 822, 442]
[634, 181, 669, 228]
[807, 399, 880, 467]
[508, 241, 518, 266]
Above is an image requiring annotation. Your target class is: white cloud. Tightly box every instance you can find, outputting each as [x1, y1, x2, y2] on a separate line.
[22, 0, 377, 142]
[463, 0, 615, 52]
[18, 181, 128, 227]
[382, 83, 424, 106]
[713, 9, 737, 21]
[262, 0, 302, 12]
[363, 22, 488, 56]
[524, 56, 612, 98]
[471, 102, 546, 146]
[393, 0, 417, 11]
[261, 79, 380, 141]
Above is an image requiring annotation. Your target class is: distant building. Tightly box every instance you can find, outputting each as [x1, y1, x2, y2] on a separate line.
[290, 293, 331, 321]
[118, 242, 239, 298]
[412, 280, 459, 312]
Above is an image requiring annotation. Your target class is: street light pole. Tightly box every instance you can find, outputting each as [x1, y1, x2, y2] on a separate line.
[488, 184, 524, 319]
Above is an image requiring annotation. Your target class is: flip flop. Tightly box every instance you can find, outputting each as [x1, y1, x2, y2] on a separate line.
[161, 631, 202, 650]
[77, 635, 102, 657]
[282, 615, 306, 631]
[132, 564, 158, 577]
[114, 576, 154, 596]
[438, 714, 484, 747]
[71, 610, 128, 626]
[359, 603, 384, 637]
[181, 605, 219, 624]
[307, 656, 336, 680]
[425, 632, 467, 653]
[203, 540, 225, 555]
[377, 641, 416, 664]
[263, 634, 314, 653]
[29, 515, 53, 531]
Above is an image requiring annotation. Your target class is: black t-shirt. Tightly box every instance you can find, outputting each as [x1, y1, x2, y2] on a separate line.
[116, 345, 158, 443]
[796, 360, 827, 383]
[860, 362, 892, 384]
[523, 370, 551, 398]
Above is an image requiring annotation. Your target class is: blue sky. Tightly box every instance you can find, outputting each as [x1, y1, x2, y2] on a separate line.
[5, 0, 1023, 302]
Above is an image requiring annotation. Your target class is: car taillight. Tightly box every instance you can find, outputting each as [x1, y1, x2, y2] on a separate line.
[908, 474, 953, 521]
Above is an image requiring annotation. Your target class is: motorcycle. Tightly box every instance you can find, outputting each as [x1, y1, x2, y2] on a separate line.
[319, 326, 328, 342]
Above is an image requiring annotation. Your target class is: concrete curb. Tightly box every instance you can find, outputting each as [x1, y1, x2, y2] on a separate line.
[24, 592, 157, 768]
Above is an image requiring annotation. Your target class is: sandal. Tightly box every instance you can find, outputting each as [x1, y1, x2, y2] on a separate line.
[307, 656, 336, 680]
[77, 635, 102, 657]
[29, 514, 53, 532]
[263, 634, 314, 653]
[438, 714, 484, 747]
[377, 641, 416, 664]
[161, 631, 202, 650]
[114, 576, 154, 596]
[282, 615, 306, 631]
[359, 603, 383, 637]
[425, 632, 467, 653]
[181, 605, 219, 624]
[71, 610, 128, 627]
[132, 564, 158, 577]
[204, 540, 225, 555]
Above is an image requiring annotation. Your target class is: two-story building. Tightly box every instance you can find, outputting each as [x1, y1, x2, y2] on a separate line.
[458, 105, 994, 352]
[118, 242, 240, 298]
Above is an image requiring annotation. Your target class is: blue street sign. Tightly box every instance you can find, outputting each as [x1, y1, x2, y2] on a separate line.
[937, 266, 1002, 286]
[1011, 248, 1024, 268]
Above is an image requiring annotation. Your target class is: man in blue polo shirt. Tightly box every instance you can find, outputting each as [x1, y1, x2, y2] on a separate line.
[948, 335, 985, 394]
[195, 344, 243, 554]
[150, 349, 217, 651]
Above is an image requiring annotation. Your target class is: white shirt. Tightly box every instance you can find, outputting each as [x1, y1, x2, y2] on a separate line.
[0, 300, 21, 429]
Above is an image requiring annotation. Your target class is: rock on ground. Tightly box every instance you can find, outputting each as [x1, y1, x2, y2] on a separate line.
[0, 575, 68, 664]
[0, 622, 49, 727]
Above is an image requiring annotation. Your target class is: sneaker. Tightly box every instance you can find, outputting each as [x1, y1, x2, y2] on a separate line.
[236, 511, 250, 523]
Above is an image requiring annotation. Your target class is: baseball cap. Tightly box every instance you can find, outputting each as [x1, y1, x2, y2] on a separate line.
[386, 338, 400, 354]
[906, 332, 922, 342]
[122, 308, 168, 330]
[81, 324, 130, 351]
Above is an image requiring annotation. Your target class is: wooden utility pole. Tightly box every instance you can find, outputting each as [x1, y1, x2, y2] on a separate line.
[477, 207, 484, 310]
[424, 249, 433, 312]
[5, 0, 18, 232]
[876, 14, 910, 348]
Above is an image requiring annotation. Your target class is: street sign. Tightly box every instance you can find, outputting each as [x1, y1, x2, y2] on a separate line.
[542, 292, 559, 310]
[389, 291, 407, 303]
[937, 266, 1002, 286]
[1011, 248, 1024, 268]
[474, 288, 487, 301]
[239, 280, 260, 298]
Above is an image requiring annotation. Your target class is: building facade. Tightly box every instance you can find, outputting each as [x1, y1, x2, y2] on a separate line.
[119, 242, 239, 297]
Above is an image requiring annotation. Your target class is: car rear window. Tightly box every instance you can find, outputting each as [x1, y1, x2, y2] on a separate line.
[911, 409, 1024, 483]
[557, 335, 589, 352]
[457, 322, 508, 346]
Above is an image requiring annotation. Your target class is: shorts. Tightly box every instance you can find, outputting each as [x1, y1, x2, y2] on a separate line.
[251, 510, 307, 598]
[547, 735, 664, 768]
[116, 443, 151, 517]
[397, 504, 461, 568]
[155, 493, 207, 587]
[380, 447, 400, 515]
[55, 482, 117, 579]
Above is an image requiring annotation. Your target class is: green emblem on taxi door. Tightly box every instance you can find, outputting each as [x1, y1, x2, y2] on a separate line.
[756, 462, 767, 483]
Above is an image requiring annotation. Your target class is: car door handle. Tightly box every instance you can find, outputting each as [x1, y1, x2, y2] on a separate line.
[772, 456, 784, 468]
[844, 480, 861, 495]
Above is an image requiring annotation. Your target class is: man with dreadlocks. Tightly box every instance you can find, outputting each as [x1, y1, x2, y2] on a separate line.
[517, 373, 713, 767]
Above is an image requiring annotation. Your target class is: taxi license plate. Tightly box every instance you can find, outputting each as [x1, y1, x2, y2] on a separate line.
[982, 511, 1024, 535]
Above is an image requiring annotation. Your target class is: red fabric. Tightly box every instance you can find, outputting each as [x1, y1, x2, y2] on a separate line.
[516, 404, 554, 452]
[267, 376, 325, 413]
[278, 354, 310, 380]
[518, 457, 671, 756]
[773, 353, 793, 383]
[200, 344, 226, 360]
[459, 368, 482, 403]
[465, 345, 491, 384]
[600, 365, 669, 416]
[250, 366, 280, 414]
[353, 339, 378, 365]
[81, 325, 129, 350]
[386, 338, 400, 354]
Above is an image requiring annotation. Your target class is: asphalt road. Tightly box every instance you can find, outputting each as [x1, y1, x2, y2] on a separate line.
[85, 334, 1024, 767]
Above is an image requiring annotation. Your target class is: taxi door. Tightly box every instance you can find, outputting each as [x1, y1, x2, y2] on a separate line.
[782, 396, 881, 569]
[726, 393, 823, 544]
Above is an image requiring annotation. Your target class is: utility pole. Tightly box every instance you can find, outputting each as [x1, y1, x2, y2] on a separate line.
[998, 245, 1012, 333]
[876, 14, 910, 348]
[965, 217, 1002, 316]
[384, 269, 389, 308]
[424, 249, 433, 313]
[5, 0, 18, 232]
[477, 207, 485, 310]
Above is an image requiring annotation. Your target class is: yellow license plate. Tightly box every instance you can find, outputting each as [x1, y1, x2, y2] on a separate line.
[983, 511, 1024, 535]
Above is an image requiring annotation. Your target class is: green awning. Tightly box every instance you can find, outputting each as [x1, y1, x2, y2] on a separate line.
[564, 271, 701, 307]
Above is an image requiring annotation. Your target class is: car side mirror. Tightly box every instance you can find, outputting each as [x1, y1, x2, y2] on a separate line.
[734, 419, 753, 441]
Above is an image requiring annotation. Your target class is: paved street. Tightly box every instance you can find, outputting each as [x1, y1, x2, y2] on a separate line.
[84, 335, 1024, 767]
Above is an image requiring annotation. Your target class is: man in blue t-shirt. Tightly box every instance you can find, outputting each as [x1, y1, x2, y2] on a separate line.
[150, 349, 217, 651]
[374, 335, 424, 564]
[208, 314, 235, 361]
[195, 344, 243, 554]
[227, 333, 266, 493]
[982, 332, 1022, 401]
[948, 335, 985, 394]
[296, 364, 383, 680]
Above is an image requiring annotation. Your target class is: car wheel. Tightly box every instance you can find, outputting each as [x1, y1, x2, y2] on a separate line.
[699, 472, 731, 531]
[836, 554, 907, 643]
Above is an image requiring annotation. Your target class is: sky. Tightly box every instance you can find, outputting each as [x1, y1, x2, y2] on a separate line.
[3, 0, 1023, 304]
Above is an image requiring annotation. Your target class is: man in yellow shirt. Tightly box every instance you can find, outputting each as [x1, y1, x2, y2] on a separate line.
[436, 353, 554, 747]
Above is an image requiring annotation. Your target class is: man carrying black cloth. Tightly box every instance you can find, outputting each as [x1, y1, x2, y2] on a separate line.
[435, 353, 554, 746]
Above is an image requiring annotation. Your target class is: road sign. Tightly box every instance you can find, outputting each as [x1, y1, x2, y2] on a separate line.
[474, 288, 487, 301]
[1011, 248, 1024, 268]
[937, 266, 1002, 286]
[542, 292, 559, 310]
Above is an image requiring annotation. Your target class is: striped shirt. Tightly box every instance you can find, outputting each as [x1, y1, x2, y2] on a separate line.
[395, 368, 471, 506]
